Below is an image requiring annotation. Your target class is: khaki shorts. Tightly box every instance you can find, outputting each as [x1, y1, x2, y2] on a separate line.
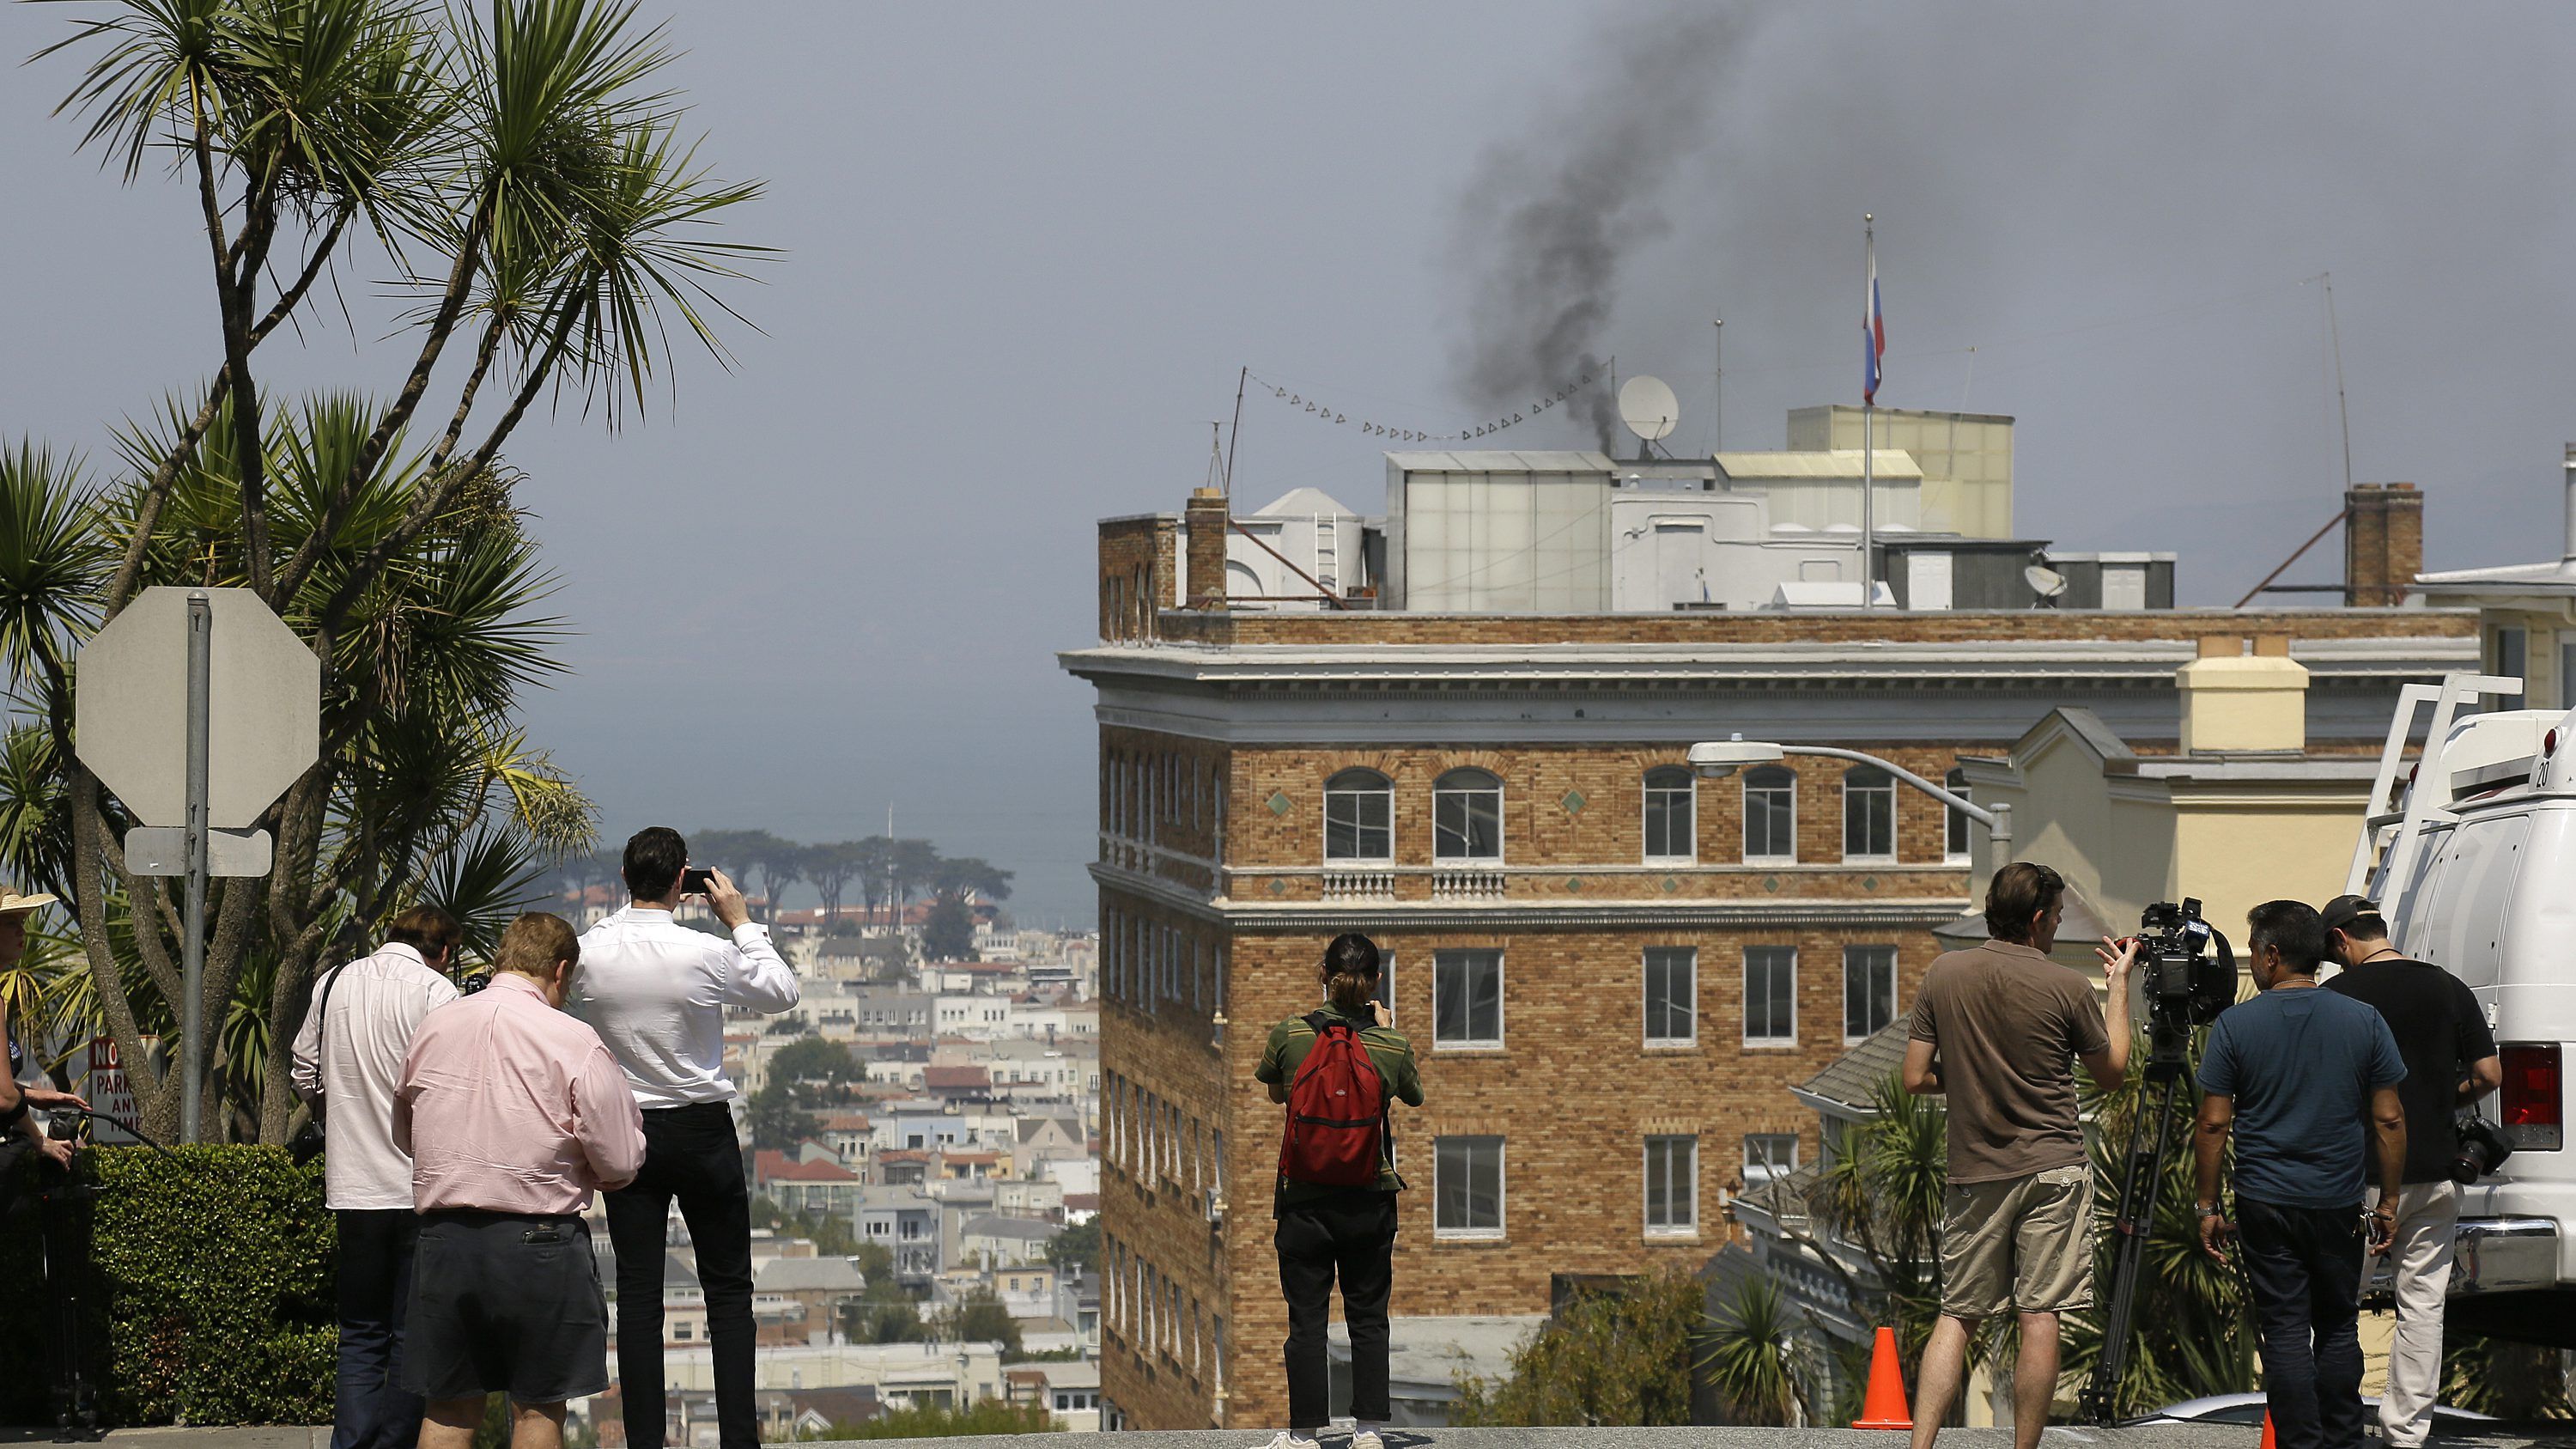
[1939, 1162, 2095, 1318]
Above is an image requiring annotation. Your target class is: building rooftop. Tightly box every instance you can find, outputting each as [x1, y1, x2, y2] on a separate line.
[1790, 1020, 1912, 1116]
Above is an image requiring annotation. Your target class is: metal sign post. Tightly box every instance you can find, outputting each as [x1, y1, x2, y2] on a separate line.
[179, 594, 211, 1145]
[76, 586, 319, 1146]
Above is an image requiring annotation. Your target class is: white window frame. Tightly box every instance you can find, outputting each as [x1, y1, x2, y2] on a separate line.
[1842, 765, 1897, 864]
[2496, 626, 2530, 709]
[1433, 768, 1505, 863]
[1744, 1132, 1800, 1189]
[1642, 946, 1696, 1048]
[1742, 946, 1797, 1048]
[1943, 766, 1973, 866]
[1643, 1134, 1698, 1236]
[1741, 766, 1796, 863]
[1433, 1135, 1506, 1240]
[1843, 945, 1898, 1042]
[1323, 768, 1396, 863]
[1642, 766, 1697, 865]
[1431, 948, 1504, 1050]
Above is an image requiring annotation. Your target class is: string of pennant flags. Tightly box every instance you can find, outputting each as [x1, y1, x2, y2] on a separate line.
[1244, 361, 1610, 444]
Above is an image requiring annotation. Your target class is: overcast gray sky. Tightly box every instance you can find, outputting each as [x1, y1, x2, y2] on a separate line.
[6, 3, 2573, 927]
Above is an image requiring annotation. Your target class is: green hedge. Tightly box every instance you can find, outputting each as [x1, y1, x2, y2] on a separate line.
[0, 1145, 335, 1426]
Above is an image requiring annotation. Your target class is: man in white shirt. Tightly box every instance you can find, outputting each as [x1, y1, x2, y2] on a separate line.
[572, 828, 799, 1449]
[291, 905, 463, 1449]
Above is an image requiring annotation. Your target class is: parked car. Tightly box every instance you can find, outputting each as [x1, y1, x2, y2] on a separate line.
[2143, 1391, 2496, 1431]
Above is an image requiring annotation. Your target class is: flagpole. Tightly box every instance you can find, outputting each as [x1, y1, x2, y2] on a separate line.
[1862, 213, 1876, 612]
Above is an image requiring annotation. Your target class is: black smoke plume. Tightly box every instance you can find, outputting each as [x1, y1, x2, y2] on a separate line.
[1445, 7, 1743, 453]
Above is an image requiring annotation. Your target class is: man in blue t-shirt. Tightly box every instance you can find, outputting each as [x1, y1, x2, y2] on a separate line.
[2195, 900, 2407, 1449]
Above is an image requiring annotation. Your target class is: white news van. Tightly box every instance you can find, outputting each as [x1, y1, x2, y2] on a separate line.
[2353, 672, 2576, 1343]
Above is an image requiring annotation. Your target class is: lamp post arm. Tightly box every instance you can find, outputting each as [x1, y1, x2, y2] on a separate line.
[1775, 745, 1995, 827]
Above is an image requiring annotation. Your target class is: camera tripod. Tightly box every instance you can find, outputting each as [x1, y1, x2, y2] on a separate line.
[2075, 1026, 2196, 1426]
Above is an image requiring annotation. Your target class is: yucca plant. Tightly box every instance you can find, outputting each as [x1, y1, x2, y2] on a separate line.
[11, 0, 762, 1142]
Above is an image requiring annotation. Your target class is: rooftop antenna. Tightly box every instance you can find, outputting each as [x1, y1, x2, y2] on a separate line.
[2319, 271, 2355, 496]
[1711, 320, 1723, 452]
[1223, 365, 1247, 495]
[1204, 422, 1225, 491]
[1619, 374, 1680, 461]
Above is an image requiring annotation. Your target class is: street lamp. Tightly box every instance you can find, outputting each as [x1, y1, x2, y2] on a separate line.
[1687, 734, 2014, 883]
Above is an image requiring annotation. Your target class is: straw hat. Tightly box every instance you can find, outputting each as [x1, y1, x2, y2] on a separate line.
[0, 891, 58, 916]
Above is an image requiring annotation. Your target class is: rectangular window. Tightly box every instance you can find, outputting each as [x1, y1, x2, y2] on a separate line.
[1434, 1135, 1504, 1238]
[1844, 946, 1897, 1040]
[1743, 770, 1795, 861]
[1743, 947, 1796, 1045]
[1944, 773, 1973, 864]
[1843, 769, 1896, 861]
[1643, 774, 1696, 862]
[1643, 1134, 1698, 1233]
[1642, 947, 1696, 1046]
[1744, 1133, 1799, 1188]
[1432, 949, 1504, 1048]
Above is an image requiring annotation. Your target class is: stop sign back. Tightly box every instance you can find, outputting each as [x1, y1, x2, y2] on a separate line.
[76, 587, 321, 829]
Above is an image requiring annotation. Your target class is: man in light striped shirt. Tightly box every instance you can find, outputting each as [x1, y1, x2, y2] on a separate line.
[292, 905, 462, 1449]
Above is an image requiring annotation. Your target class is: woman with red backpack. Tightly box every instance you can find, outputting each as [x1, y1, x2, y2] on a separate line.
[1252, 932, 1424, 1449]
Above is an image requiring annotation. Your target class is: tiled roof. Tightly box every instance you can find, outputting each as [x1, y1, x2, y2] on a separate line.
[753, 1150, 858, 1184]
[1795, 1020, 1913, 1113]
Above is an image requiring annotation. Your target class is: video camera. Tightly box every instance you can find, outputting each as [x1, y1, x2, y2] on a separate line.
[2135, 898, 2236, 1071]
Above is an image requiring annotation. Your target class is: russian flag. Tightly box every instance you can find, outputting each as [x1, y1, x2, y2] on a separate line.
[1862, 244, 1886, 405]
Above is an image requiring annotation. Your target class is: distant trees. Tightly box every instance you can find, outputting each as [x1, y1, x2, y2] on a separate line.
[933, 1285, 1024, 1358]
[596, 830, 1012, 935]
[1451, 1269, 1705, 1427]
[1042, 1219, 1099, 1275]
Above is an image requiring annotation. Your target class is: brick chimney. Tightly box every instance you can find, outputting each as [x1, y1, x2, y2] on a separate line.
[2344, 483, 2422, 607]
[1184, 487, 1230, 611]
[2179, 635, 2309, 753]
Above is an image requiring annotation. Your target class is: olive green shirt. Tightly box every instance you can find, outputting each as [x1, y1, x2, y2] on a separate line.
[1255, 1005, 1424, 1210]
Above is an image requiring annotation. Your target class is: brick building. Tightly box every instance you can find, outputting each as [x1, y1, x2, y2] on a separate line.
[1063, 442, 2475, 1430]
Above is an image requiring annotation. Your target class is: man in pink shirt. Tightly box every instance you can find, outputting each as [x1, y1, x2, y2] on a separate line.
[393, 913, 645, 1449]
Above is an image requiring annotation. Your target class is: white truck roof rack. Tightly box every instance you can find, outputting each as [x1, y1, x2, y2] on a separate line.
[2348, 672, 2525, 928]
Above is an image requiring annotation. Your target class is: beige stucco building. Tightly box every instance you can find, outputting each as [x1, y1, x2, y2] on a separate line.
[1959, 636, 2378, 952]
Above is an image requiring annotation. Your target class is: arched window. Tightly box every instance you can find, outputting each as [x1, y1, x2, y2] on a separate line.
[1742, 765, 1795, 861]
[1844, 764, 1896, 861]
[1944, 767, 1973, 863]
[1433, 768, 1504, 861]
[1324, 768, 1394, 861]
[1643, 765, 1696, 863]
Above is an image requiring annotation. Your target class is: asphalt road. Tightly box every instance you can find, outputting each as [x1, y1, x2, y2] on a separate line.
[803, 1427, 2575, 1449]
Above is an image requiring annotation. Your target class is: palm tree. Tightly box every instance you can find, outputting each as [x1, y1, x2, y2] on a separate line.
[12, 0, 763, 1142]
[1704, 1276, 1809, 1427]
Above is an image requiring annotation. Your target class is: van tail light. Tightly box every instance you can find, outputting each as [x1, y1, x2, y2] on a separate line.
[2501, 1044, 2563, 1151]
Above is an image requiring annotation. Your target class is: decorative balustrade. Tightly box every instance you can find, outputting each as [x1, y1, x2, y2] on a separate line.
[1320, 870, 1397, 902]
[1431, 869, 1508, 900]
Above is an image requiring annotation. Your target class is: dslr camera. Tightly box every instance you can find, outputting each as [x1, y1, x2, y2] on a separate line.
[2136, 898, 2237, 1069]
[2451, 1113, 2514, 1184]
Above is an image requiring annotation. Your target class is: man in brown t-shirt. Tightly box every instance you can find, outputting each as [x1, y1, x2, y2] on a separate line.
[1900, 862, 2135, 1449]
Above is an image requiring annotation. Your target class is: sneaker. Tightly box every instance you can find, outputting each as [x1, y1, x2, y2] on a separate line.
[1352, 1432, 1385, 1449]
[1257, 1434, 1320, 1449]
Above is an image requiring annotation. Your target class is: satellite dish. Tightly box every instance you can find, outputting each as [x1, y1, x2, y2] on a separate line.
[2025, 565, 2069, 604]
[1619, 375, 1680, 442]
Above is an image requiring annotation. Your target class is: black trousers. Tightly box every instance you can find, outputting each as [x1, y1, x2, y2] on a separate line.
[334, 1209, 424, 1449]
[2239, 1196, 2367, 1449]
[1276, 1191, 1398, 1431]
[607, 1103, 756, 1449]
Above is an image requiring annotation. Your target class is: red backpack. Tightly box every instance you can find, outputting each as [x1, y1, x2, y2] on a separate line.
[1279, 1011, 1390, 1186]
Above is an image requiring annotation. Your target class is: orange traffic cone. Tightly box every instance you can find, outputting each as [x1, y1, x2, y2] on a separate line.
[2259, 1410, 2276, 1449]
[1852, 1324, 1913, 1430]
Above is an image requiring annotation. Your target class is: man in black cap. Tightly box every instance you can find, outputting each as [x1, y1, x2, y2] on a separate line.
[2320, 894, 2500, 1449]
